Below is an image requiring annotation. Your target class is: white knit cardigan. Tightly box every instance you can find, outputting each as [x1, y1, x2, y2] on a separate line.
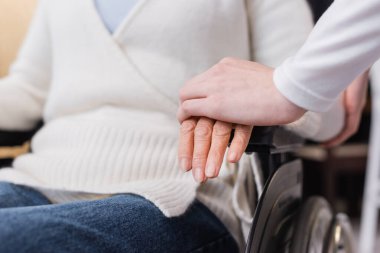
[0, 0, 335, 249]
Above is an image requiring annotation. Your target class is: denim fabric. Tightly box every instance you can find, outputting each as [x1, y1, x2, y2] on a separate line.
[0, 182, 51, 208]
[0, 182, 239, 253]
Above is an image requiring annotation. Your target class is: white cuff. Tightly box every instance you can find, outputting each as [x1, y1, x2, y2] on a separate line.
[273, 59, 336, 112]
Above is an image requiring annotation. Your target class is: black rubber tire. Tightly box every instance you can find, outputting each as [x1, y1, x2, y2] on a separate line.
[290, 196, 333, 253]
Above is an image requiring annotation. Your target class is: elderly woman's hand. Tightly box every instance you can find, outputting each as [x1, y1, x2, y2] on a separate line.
[178, 117, 253, 183]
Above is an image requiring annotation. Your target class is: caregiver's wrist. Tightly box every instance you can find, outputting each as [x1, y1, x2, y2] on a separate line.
[273, 84, 306, 124]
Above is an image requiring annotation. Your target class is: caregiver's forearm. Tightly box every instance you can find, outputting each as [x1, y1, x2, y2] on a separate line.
[274, 0, 380, 112]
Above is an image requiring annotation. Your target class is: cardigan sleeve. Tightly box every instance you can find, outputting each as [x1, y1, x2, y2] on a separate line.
[0, 0, 51, 131]
[274, 0, 380, 112]
[248, 0, 344, 141]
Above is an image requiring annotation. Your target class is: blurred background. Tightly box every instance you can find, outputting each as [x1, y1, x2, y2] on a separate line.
[0, 0, 37, 77]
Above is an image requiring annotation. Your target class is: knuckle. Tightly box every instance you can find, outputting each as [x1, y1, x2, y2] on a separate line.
[180, 83, 193, 98]
[213, 123, 231, 137]
[237, 126, 252, 135]
[211, 61, 231, 76]
[179, 81, 194, 100]
[181, 101, 191, 114]
[233, 130, 252, 144]
[207, 97, 222, 118]
[220, 57, 236, 65]
[232, 134, 246, 145]
[179, 88, 186, 101]
[180, 120, 197, 134]
[192, 156, 207, 166]
[195, 124, 213, 139]
[210, 64, 224, 76]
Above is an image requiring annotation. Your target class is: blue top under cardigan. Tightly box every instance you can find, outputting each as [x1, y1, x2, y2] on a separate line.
[94, 0, 138, 33]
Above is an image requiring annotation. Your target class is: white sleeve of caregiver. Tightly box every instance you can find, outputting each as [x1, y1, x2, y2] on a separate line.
[274, 0, 380, 112]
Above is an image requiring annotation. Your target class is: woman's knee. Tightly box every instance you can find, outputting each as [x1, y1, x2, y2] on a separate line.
[0, 210, 50, 253]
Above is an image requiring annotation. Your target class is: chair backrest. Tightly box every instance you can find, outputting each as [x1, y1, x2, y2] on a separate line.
[0, 0, 37, 161]
[0, 0, 37, 77]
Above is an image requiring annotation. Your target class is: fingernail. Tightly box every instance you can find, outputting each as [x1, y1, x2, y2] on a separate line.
[205, 164, 215, 178]
[180, 158, 191, 172]
[228, 152, 237, 162]
[195, 168, 204, 183]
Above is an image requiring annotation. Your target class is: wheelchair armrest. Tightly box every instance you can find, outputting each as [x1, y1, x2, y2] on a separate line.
[0, 130, 35, 162]
[0, 127, 40, 161]
[0, 122, 42, 147]
[241, 126, 304, 153]
[0, 130, 36, 147]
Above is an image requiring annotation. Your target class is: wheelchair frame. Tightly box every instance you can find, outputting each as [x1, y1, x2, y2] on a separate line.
[243, 127, 356, 253]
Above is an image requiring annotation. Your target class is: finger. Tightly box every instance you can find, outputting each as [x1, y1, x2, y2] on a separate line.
[345, 78, 368, 114]
[322, 121, 352, 147]
[322, 113, 360, 147]
[322, 130, 351, 147]
[177, 106, 190, 124]
[178, 118, 198, 172]
[323, 131, 349, 147]
[177, 106, 191, 124]
[179, 81, 209, 103]
[177, 98, 214, 123]
[323, 71, 367, 148]
[179, 65, 223, 103]
[205, 121, 233, 178]
[228, 125, 253, 163]
[192, 117, 215, 183]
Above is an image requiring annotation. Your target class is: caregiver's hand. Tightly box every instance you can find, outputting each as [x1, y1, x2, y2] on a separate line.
[323, 71, 369, 147]
[178, 117, 253, 183]
[177, 58, 306, 125]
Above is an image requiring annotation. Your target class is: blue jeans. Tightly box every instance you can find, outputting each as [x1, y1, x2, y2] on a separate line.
[0, 182, 238, 253]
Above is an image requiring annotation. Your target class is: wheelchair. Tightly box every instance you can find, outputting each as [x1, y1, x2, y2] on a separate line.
[0, 125, 356, 253]
[240, 126, 356, 253]
[239, 0, 357, 251]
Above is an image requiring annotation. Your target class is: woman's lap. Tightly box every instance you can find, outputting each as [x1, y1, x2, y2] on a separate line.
[0, 182, 238, 253]
[0, 181, 51, 208]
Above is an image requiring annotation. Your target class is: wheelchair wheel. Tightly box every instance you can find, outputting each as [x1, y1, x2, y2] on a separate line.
[290, 196, 333, 253]
[324, 213, 357, 253]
